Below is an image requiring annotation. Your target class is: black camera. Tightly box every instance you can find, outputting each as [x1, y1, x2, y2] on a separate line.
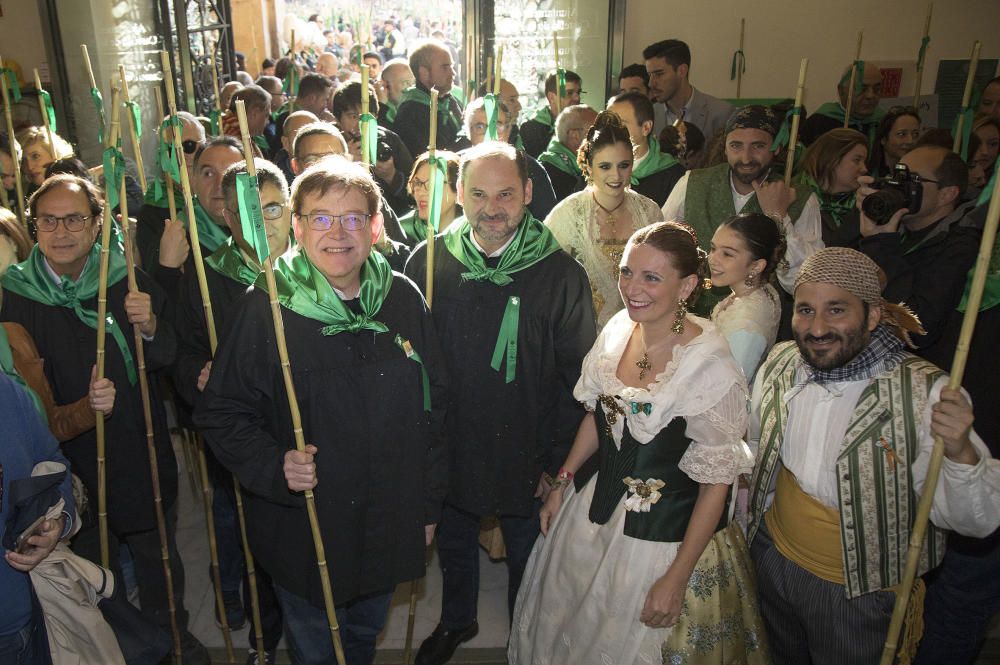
[861, 163, 923, 226]
[376, 137, 393, 163]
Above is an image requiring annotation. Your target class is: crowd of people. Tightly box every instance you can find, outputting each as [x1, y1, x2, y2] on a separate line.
[1, 26, 999, 665]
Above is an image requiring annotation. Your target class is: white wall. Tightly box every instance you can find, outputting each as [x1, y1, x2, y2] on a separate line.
[0, 1, 49, 84]
[623, 0, 999, 106]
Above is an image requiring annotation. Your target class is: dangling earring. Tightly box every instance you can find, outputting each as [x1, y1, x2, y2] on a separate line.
[702, 277, 713, 290]
[744, 271, 757, 288]
[672, 298, 688, 335]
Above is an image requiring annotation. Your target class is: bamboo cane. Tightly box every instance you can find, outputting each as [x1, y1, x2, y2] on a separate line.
[160, 51, 218, 351]
[211, 42, 222, 114]
[880, 132, 1000, 665]
[0, 55, 26, 226]
[843, 31, 864, 128]
[736, 18, 746, 99]
[953, 40, 982, 155]
[289, 30, 297, 115]
[494, 45, 504, 97]
[360, 64, 370, 166]
[235, 99, 348, 665]
[912, 4, 933, 108]
[115, 118, 184, 664]
[81, 44, 109, 148]
[784, 59, 809, 187]
[425, 90, 439, 307]
[251, 25, 260, 78]
[153, 87, 179, 222]
[119, 65, 147, 193]
[32, 69, 56, 160]
[234, 465, 268, 662]
[485, 56, 493, 96]
[94, 86, 122, 570]
[553, 35, 562, 117]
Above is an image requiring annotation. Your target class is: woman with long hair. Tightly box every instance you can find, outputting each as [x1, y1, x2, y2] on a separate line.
[797, 128, 868, 248]
[867, 106, 921, 178]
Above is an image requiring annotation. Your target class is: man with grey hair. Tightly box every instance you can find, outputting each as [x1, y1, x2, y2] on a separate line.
[378, 59, 414, 129]
[538, 104, 597, 202]
[405, 142, 594, 665]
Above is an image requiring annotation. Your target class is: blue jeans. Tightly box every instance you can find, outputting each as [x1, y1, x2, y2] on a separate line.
[0, 601, 50, 665]
[436, 501, 541, 629]
[273, 583, 392, 665]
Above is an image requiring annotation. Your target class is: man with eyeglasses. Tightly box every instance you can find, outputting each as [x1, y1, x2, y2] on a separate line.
[172, 159, 291, 664]
[802, 62, 885, 147]
[453, 98, 557, 220]
[519, 69, 582, 159]
[1, 174, 211, 665]
[195, 158, 448, 665]
[404, 142, 594, 665]
[538, 104, 597, 203]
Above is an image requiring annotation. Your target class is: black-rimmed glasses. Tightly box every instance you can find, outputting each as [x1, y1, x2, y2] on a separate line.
[33, 214, 92, 232]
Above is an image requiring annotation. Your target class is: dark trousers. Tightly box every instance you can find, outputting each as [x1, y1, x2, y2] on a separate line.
[436, 501, 540, 629]
[915, 530, 1000, 665]
[73, 504, 189, 631]
[0, 592, 51, 665]
[273, 583, 392, 665]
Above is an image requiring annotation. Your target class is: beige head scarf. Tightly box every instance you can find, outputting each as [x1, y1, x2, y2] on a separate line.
[795, 247, 925, 347]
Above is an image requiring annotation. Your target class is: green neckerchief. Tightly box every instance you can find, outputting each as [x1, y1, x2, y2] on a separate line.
[205, 238, 260, 287]
[180, 198, 230, 253]
[631, 136, 680, 184]
[450, 85, 467, 106]
[531, 105, 554, 128]
[2, 243, 138, 385]
[398, 209, 429, 244]
[0, 324, 46, 417]
[383, 100, 398, 125]
[441, 213, 562, 382]
[143, 177, 182, 209]
[958, 178, 1000, 312]
[400, 84, 460, 134]
[813, 101, 886, 147]
[538, 137, 581, 177]
[799, 173, 855, 228]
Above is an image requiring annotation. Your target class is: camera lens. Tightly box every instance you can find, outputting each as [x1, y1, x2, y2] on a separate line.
[862, 188, 908, 226]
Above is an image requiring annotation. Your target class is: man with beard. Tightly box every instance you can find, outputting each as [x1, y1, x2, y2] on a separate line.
[745, 247, 1000, 665]
[404, 142, 595, 665]
[801, 62, 885, 147]
[661, 105, 823, 312]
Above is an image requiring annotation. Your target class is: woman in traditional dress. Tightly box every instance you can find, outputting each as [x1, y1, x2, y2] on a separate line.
[545, 110, 662, 329]
[397, 150, 460, 247]
[510, 221, 769, 665]
[707, 213, 784, 383]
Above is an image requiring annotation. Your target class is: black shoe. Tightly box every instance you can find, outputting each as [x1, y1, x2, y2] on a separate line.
[214, 592, 247, 631]
[245, 648, 276, 665]
[159, 631, 211, 665]
[414, 622, 479, 665]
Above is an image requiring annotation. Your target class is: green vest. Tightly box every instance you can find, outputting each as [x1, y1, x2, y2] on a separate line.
[747, 341, 947, 598]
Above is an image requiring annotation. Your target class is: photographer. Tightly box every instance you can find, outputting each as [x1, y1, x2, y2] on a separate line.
[857, 145, 981, 352]
[332, 80, 414, 216]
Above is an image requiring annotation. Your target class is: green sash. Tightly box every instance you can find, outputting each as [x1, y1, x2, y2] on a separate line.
[537, 137, 581, 177]
[441, 213, 562, 382]
[205, 238, 260, 287]
[180, 198, 231, 253]
[0, 324, 46, 417]
[631, 137, 680, 185]
[400, 85, 460, 134]
[2, 243, 138, 385]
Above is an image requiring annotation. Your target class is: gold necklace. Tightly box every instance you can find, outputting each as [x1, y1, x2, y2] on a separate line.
[592, 192, 625, 224]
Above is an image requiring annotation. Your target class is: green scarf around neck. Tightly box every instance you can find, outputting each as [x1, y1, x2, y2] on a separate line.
[181, 198, 231, 253]
[441, 212, 562, 382]
[631, 136, 680, 185]
[799, 173, 855, 228]
[2, 243, 138, 385]
[531, 105, 554, 128]
[400, 85, 460, 133]
[0, 324, 46, 417]
[813, 101, 886, 147]
[538, 137, 581, 177]
[205, 238, 261, 287]
[398, 209, 429, 244]
[143, 178, 182, 209]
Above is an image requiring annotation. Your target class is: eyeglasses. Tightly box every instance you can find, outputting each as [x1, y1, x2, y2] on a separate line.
[182, 139, 200, 154]
[33, 214, 92, 232]
[411, 177, 429, 192]
[297, 212, 371, 231]
[227, 203, 286, 221]
[912, 173, 939, 185]
[471, 122, 510, 134]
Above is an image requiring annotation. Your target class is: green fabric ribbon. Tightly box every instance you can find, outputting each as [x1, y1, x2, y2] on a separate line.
[2, 242, 138, 385]
[398, 209, 428, 243]
[770, 106, 802, 151]
[631, 136, 679, 185]
[205, 238, 260, 287]
[360, 112, 378, 164]
[953, 104, 976, 162]
[916, 36, 931, 70]
[630, 401, 652, 416]
[209, 109, 222, 136]
[124, 100, 141, 138]
[102, 144, 126, 210]
[90, 87, 106, 145]
[531, 105, 554, 129]
[441, 213, 561, 383]
[180, 198, 230, 253]
[838, 60, 867, 97]
[400, 85, 460, 134]
[483, 93, 499, 142]
[282, 67, 300, 97]
[253, 135, 270, 154]
[39, 89, 57, 133]
[813, 101, 885, 148]
[557, 68, 566, 100]
[235, 173, 270, 264]
[156, 117, 182, 185]
[957, 155, 1000, 313]
[799, 173, 855, 228]
[2, 69, 21, 102]
[426, 154, 448, 234]
[143, 178, 180, 208]
[538, 137, 581, 177]
[0, 323, 46, 417]
[258, 246, 392, 336]
[395, 334, 431, 411]
[383, 101, 398, 125]
[730, 49, 746, 81]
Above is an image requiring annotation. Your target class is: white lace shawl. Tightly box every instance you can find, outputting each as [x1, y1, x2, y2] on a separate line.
[574, 310, 754, 485]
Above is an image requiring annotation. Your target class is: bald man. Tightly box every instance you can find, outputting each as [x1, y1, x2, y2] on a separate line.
[316, 52, 339, 78]
[378, 59, 415, 129]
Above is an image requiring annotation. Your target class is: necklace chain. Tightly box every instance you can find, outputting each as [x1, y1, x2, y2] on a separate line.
[592, 192, 625, 224]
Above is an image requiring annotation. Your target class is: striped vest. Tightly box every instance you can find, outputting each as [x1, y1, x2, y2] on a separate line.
[747, 341, 947, 598]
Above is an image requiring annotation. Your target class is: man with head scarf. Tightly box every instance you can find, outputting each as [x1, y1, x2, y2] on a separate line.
[745, 247, 1000, 665]
[662, 104, 824, 313]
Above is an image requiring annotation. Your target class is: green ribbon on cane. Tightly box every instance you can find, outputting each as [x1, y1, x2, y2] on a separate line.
[395, 334, 431, 412]
[483, 93, 499, 141]
[770, 106, 802, 151]
[209, 109, 222, 137]
[155, 116, 183, 202]
[235, 172, 270, 265]
[2, 69, 21, 102]
[124, 101, 141, 138]
[557, 68, 566, 100]
[360, 112, 378, 165]
[90, 87, 106, 144]
[39, 89, 57, 133]
[916, 36, 931, 70]
[730, 49, 746, 80]
[102, 144, 126, 210]
[426, 154, 448, 234]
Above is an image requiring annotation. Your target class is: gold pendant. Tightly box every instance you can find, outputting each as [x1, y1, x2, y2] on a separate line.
[636, 352, 651, 380]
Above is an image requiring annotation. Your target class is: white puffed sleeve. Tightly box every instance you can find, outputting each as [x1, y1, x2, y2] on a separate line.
[678, 381, 754, 485]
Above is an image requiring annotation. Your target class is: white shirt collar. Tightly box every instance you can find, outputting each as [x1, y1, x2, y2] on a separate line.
[469, 227, 517, 258]
[43, 255, 90, 286]
[729, 171, 756, 210]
